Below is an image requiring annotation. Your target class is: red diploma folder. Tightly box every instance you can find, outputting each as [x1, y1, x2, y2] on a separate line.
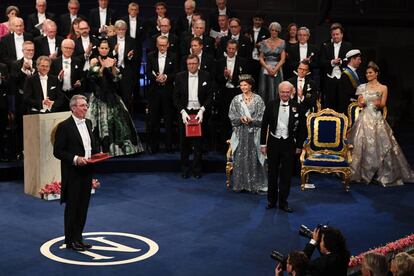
[87, 153, 112, 163]
[185, 114, 202, 137]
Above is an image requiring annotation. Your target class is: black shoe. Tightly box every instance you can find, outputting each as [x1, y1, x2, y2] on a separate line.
[66, 242, 85, 251]
[79, 241, 92, 249]
[279, 205, 293, 213]
[181, 172, 189, 179]
[266, 202, 276, 209]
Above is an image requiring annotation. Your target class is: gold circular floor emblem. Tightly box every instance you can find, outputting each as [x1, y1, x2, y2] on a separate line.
[40, 232, 159, 266]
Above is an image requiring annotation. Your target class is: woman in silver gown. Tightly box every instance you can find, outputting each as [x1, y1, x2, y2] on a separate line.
[258, 21, 286, 104]
[228, 75, 267, 192]
[348, 62, 414, 186]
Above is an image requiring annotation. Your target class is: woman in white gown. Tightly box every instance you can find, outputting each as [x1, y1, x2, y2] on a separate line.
[348, 61, 414, 186]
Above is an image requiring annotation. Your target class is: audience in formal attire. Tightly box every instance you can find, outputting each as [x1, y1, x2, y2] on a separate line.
[147, 1, 169, 38]
[181, 19, 215, 58]
[74, 20, 99, 73]
[67, 17, 82, 40]
[34, 20, 63, 60]
[88, 0, 117, 38]
[361, 252, 388, 276]
[228, 74, 266, 193]
[86, 40, 143, 156]
[217, 17, 252, 59]
[348, 61, 414, 186]
[173, 54, 212, 179]
[261, 81, 306, 212]
[285, 23, 298, 49]
[146, 35, 177, 153]
[26, 0, 55, 38]
[258, 22, 286, 104]
[150, 17, 179, 56]
[0, 6, 20, 38]
[304, 226, 351, 276]
[175, 0, 196, 38]
[59, 0, 84, 38]
[209, 0, 236, 33]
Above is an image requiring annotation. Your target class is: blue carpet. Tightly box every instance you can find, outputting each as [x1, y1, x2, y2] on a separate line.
[0, 172, 413, 275]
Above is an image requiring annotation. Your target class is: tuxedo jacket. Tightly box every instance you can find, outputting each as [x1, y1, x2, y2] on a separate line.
[217, 34, 253, 59]
[180, 52, 216, 79]
[244, 27, 270, 45]
[286, 43, 319, 73]
[107, 36, 138, 68]
[53, 116, 99, 204]
[147, 51, 177, 94]
[304, 242, 350, 276]
[74, 35, 100, 64]
[120, 15, 145, 59]
[0, 32, 34, 68]
[50, 56, 85, 94]
[173, 70, 213, 112]
[180, 35, 216, 57]
[59, 13, 85, 37]
[288, 76, 319, 113]
[23, 73, 63, 113]
[319, 40, 352, 76]
[216, 56, 248, 87]
[88, 7, 117, 36]
[208, 8, 237, 32]
[25, 12, 55, 37]
[145, 16, 174, 38]
[34, 35, 64, 59]
[10, 58, 36, 95]
[150, 33, 179, 55]
[260, 99, 306, 149]
[175, 15, 192, 37]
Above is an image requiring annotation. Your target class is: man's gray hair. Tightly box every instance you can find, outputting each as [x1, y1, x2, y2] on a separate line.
[70, 95, 87, 109]
[114, 20, 127, 29]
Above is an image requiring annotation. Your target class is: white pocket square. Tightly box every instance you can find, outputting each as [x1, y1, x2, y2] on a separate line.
[169, 62, 172, 65]
[294, 113, 299, 117]
[202, 81, 207, 86]
[50, 86, 56, 90]
[75, 65, 78, 69]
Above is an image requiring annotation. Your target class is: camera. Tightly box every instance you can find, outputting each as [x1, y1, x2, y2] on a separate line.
[299, 224, 328, 239]
[270, 251, 287, 270]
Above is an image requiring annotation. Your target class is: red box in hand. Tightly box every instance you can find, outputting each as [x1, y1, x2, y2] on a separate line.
[185, 114, 202, 137]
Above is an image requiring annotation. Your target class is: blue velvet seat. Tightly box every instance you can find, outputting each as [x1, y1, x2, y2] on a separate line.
[300, 108, 353, 191]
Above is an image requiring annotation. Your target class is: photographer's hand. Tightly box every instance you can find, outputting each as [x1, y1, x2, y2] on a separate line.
[312, 228, 321, 243]
[275, 263, 283, 276]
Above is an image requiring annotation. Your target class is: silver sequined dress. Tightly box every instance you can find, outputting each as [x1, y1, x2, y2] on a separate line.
[348, 84, 414, 186]
[229, 94, 267, 192]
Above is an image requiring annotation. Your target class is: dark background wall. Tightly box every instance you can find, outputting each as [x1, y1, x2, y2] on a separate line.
[1, 0, 413, 125]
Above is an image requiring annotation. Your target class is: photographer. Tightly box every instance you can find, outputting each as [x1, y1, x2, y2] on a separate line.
[303, 226, 350, 276]
[274, 251, 309, 276]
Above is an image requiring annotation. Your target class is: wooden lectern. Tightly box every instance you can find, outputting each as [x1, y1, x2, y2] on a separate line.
[23, 111, 71, 198]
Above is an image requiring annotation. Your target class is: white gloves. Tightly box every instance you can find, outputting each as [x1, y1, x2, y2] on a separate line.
[195, 109, 204, 123]
[181, 110, 191, 124]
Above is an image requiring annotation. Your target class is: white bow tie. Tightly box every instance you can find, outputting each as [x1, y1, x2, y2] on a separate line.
[39, 76, 48, 81]
[76, 119, 86, 125]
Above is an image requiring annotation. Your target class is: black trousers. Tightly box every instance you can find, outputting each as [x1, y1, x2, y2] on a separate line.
[179, 109, 203, 175]
[64, 173, 92, 244]
[267, 136, 295, 207]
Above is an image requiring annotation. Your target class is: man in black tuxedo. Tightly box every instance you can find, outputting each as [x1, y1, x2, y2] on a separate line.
[173, 54, 213, 179]
[23, 56, 63, 113]
[180, 19, 216, 58]
[53, 94, 99, 251]
[50, 39, 84, 110]
[180, 37, 215, 77]
[319, 23, 352, 109]
[10, 41, 36, 157]
[34, 21, 63, 60]
[74, 20, 99, 72]
[146, 2, 170, 38]
[285, 27, 319, 81]
[217, 18, 252, 60]
[147, 35, 178, 153]
[288, 61, 319, 115]
[260, 81, 306, 213]
[25, 0, 55, 38]
[336, 49, 362, 113]
[304, 226, 351, 276]
[209, 0, 236, 33]
[244, 12, 269, 83]
[216, 39, 248, 149]
[108, 20, 137, 112]
[0, 17, 33, 69]
[175, 0, 196, 37]
[88, 0, 117, 37]
[149, 18, 179, 57]
[59, 0, 84, 37]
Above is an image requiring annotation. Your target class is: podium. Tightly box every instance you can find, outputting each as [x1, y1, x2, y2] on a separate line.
[23, 111, 71, 198]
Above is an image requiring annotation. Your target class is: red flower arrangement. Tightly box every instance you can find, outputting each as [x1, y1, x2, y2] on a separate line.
[39, 179, 101, 197]
[348, 233, 414, 267]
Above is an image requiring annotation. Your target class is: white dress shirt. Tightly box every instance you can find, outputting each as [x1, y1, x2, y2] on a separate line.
[48, 37, 56, 54]
[129, 16, 137, 38]
[299, 43, 308, 61]
[274, 101, 290, 139]
[62, 58, 72, 91]
[226, 56, 235, 77]
[14, 34, 24, 60]
[331, 42, 342, 79]
[297, 78, 305, 103]
[187, 15, 192, 28]
[218, 7, 227, 16]
[38, 13, 46, 24]
[187, 72, 200, 110]
[117, 36, 125, 68]
[39, 75, 49, 111]
[70, 14, 77, 23]
[72, 115, 92, 162]
[231, 34, 240, 41]
[158, 52, 166, 74]
[99, 7, 107, 27]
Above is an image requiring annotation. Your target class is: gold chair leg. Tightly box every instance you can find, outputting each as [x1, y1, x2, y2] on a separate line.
[225, 162, 232, 189]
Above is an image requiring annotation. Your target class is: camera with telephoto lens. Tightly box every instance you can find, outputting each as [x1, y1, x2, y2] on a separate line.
[270, 251, 287, 270]
[299, 224, 328, 239]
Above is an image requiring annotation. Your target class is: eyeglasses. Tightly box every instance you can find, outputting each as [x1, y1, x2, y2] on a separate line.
[76, 104, 89, 108]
